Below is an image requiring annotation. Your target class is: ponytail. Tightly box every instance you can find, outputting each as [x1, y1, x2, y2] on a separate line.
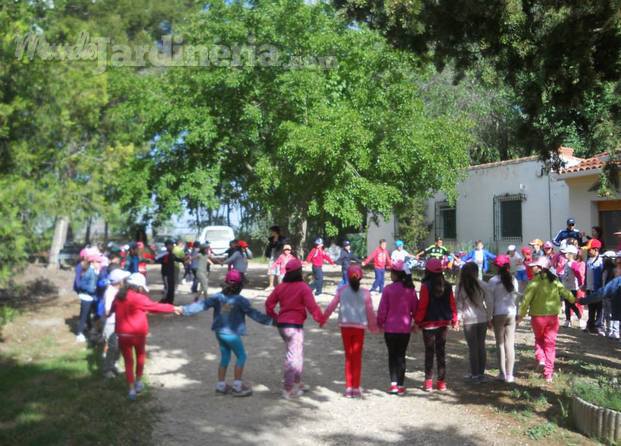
[116, 285, 129, 301]
[349, 276, 361, 292]
[498, 265, 514, 293]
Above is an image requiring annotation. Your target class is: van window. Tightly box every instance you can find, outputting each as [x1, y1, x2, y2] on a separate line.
[205, 229, 233, 241]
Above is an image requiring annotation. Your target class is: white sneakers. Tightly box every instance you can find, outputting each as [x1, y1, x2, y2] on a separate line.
[76, 334, 86, 343]
[563, 320, 572, 328]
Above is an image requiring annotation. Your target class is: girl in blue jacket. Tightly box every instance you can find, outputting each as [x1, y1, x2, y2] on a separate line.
[181, 269, 273, 396]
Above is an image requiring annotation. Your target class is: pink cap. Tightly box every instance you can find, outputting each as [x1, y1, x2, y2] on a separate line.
[425, 258, 443, 273]
[347, 264, 363, 281]
[529, 257, 551, 270]
[285, 258, 303, 272]
[495, 255, 511, 268]
[590, 239, 602, 249]
[225, 270, 243, 284]
[136, 241, 145, 249]
[543, 241, 554, 249]
[87, 254, 104, 263]
[391, 260, 404, 272]
[521, 246, 532, 255]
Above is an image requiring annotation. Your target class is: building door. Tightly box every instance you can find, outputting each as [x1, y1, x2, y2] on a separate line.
[598, 200, 621, 250]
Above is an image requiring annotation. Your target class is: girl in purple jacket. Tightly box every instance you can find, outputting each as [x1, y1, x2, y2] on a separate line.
[377, 260, 419, 395]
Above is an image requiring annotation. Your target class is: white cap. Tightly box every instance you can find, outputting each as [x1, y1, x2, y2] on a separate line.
[507, 245, 516, 251]
[109, 269, 131, 284]
[565, 245, 578, 255]
[529, 256, 551, 270]
[127, 273, 149, 292]
[602, 250, 617, 259]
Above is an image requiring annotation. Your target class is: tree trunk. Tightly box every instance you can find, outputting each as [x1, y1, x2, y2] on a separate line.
[291, 213, 308, 257]
[104, 221, 109, 246]
[48, 216, 69, 269]
[84, 216, 92, 245]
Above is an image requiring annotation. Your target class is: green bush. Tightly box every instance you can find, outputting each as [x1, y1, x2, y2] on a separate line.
[572, 376, 621, 412]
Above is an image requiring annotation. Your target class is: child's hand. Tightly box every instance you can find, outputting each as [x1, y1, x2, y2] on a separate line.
[174, 306, 184, 315]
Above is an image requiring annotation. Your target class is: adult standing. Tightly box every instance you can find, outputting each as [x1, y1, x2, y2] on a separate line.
[265, 225, 286, 290]
[156, 240, 185, 304]
[553, 218, 583, 247]
[416, 238, 449, 260]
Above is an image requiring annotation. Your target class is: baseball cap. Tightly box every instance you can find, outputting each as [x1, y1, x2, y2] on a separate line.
[342, 240, 351, 247]
[601, 250, 616, 258]
[347, 265, 363, 281]
[543, 241, 554, 249]
[567, 218, 576, 225]
[529, 257, 551, 270]
[507, 245, 516, 252]
[590, 239, 602, 249]
[565, 245, 579, 255]
[127, 273, 149, 292]
[225, 270, 243, 284]
[495, 255, 511, 268]
[425, 258, 443, 273]
[395, 240, 404, 248]
[283, 244, 292, 251]
[314, 238, 323, 245]
[109, 269, 131, 284]
[238, 240, 249, 249]
[285, 258, 303, 272]
[529, 239, 544, 246]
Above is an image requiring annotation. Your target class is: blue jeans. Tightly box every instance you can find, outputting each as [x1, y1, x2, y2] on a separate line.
[77, 299, 94, 335]
[339, 269, 348, 286]
[216, 332, 247, 368]
[312, 266, 324, 295]
[371, 268, 385, 292]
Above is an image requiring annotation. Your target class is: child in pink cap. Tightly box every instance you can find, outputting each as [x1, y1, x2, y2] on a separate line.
[321, 265, 378, 398]
[181, 270, 273, 396]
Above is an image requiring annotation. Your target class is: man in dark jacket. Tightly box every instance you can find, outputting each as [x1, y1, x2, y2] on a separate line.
[156, 239, 185, 304]
[335, 240, 360, 285]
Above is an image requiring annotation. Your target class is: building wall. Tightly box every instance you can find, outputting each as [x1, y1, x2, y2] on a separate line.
[563, 174, 621, 234]
[366, 213, 396, 256]
[425, 159, 571, 252]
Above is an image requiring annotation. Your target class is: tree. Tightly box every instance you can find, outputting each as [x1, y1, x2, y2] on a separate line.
[333, 0, 621, 160]
[117, 0, 472, 250]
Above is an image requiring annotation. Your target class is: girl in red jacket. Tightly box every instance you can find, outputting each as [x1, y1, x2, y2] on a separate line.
[111, 273, 178, 400]
[304, 238, 335, 296]
[414, 259, 458, 392]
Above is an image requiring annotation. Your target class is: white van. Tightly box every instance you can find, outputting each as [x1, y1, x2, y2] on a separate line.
[198, 226, 235, 255]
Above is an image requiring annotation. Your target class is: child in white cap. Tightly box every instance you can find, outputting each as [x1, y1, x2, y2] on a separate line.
[102, 268, 131, 378]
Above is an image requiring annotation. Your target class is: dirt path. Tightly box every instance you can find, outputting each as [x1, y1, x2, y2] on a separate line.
[146, 263, 517, 446]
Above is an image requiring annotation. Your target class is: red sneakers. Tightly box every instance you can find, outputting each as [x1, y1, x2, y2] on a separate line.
[397, 386, 406, 396]
[423, 379, 433, 392]
[436, 380, 447, 392]
[387, 384, 399, 394]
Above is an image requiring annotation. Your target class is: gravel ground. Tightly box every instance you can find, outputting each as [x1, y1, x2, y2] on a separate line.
[146, 263, 518, 446]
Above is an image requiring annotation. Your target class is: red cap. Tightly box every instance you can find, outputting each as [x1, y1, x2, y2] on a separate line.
[225, 270, 243, 284]
[285, 258, 302, 272]
[495, 255, 511, 268]
[521, 246, 532, 255]
[136, 241, 145, 249]
[590, 239, 602, 249]
[238, 240, 249, 249]
[425, 258, 443, 273]
[347, 265, 363, 281]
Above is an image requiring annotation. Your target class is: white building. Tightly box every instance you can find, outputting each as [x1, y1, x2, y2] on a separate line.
[423, 147, 581, 253]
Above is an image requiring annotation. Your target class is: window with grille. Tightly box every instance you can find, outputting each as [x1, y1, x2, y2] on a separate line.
[493, 194, 525, 241]
[435, 202, 456, 240]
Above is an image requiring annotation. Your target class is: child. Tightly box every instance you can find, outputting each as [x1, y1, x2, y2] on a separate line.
[215, 240, 253, 280]
[584, 239, 604, 335]
[579, 256, 621, 340]
[102, 268, 131, 378]
[335, 240, 361, 285]
[560, 245, 584, 328]
[362, 239, 392, 293]
[521, 246, 534, 281]
[181, 270, 273, 396]
[321, 265, 378, 398]
[529, 239, 545, 261]
[377, 261, 418, 395]
[75, 253, 103, 343]
[508, 245, 527, 292]
[486, 256, 518, 383]
[456, 262, 490, 383]
[463, 241, 496, 281]
[265, 258, 324, 398]
[517, 257, 575, 383]
[194, 244, 213, 299]
[304, 238, 335, 296]
[601, 251, 620, 338]
[390, 240, 410, 264]
[273, 244, 295, 282]
[414, 258, 458, 392]
[112, 273, 177, 400]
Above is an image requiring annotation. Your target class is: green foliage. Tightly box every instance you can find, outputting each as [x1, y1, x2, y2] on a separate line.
[0, 306, 19, 328]
[334, 0, 621, 158]
[525, 422, 557, 441]
[572, 376, 621, 412]
[396, 197, 430, 249]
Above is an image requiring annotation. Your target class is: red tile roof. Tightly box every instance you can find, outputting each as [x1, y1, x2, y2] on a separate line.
[559, 152, 610, 174]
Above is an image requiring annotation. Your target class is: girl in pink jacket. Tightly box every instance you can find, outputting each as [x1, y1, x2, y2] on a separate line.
[377, 261, 418, 395]
[265, 258, 323, 399]
[321, 265, 378, 398]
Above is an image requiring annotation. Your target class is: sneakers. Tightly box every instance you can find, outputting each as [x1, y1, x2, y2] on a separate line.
[563, 320, 572, 328]
[387, 384, 399, 395]
[294, 383, 310, 394]
[282, 388, 304, 399]
[351, 388, 362, 398]
[104, 371, 116, 379]
[344, 388, 354, 398]
[215, 384, 231, 395]
[436, 380, 447, 392]
[423, 379, 433, 392]
[537, 360, 546, 369]
[128, 390, 137, 401]
[76, 333, 86, 343]
[505, 375, 515, 383]
[397, 386, 406, 396]
[544, 375, 553, 383]
[135, 381, 144, 394]
[232, 384, 253, 397]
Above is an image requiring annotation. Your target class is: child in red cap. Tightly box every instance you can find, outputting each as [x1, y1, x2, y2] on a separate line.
[321, 265, 378, 398]
[415, 258, 458, 392]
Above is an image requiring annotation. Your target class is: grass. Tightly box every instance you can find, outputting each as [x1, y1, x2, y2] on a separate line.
[0, 338, 154, 446]
[0, 306, 19, 327]
[572, 376, 621, 412]
[526, 422, 557, 440]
